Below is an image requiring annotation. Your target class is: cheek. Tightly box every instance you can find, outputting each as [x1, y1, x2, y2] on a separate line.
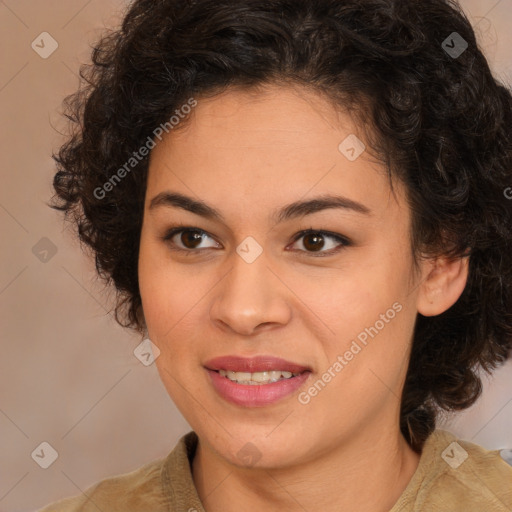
[138, 237, 180, 339]
[310, 268, 402, 340]
[138, 234, 186, 316]
[139, 273, 194, 345]
[313, 258, 415, 367]
[138, 243, 209, 370]
[139, 258, 203, 400]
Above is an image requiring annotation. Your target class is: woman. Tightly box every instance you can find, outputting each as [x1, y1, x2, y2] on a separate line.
[41, 0, 512, 510]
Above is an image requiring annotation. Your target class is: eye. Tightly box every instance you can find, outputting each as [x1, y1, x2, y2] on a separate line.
[162, 226, 219, 252]
[288, 229, 351, 257]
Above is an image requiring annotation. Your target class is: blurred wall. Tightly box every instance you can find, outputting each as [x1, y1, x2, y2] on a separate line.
[0, 1, 511, 510]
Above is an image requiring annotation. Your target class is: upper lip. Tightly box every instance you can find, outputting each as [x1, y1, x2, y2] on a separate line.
[204, 355, 311, 374]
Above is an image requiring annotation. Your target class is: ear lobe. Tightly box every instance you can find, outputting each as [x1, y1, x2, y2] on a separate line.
[416, 254, 470, 317]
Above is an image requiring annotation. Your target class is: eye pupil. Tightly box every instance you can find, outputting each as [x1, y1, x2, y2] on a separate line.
[181, 230, 203, 249]
[303, 233, 325, 252]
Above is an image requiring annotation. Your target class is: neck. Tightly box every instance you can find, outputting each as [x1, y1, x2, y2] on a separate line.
[192, 423, 421, 512]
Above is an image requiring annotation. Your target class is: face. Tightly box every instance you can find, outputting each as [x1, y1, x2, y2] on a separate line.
[138, 84, 426, 469]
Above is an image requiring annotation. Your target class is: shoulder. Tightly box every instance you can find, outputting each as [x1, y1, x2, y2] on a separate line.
[440, 431, 512, 506]
[37, 456, 169, 512]
[398, 429, 512, 511]
[37, 431, 200, 512]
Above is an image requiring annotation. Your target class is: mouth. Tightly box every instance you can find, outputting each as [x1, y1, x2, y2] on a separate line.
[204, 355, 312, 406]
[215, 368, 304, 385]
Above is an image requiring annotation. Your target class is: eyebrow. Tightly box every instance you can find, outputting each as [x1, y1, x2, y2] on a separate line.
[148, 191, 373, 223]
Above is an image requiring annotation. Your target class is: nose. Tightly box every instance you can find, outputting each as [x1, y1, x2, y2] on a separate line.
[209, 248, 291, 336]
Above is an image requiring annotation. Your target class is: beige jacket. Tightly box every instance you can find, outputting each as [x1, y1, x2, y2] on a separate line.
[39, 429, 512, 511]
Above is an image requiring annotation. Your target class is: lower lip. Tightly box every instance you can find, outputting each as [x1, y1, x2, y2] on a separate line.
[206, 369, 311, 407]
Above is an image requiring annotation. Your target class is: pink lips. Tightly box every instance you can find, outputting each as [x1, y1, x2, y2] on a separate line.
[204, 355, 312, 407]
[204, 355, 311, 374]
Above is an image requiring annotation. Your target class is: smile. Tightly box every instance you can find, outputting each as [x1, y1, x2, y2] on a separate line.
[217, 369, 302, 385]
[206, 368, 311, 407]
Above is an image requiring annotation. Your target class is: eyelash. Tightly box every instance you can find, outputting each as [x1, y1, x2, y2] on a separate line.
[161, 224, 352, 257]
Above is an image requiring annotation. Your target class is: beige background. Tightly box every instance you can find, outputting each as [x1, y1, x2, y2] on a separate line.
[0, 1, 511, 510]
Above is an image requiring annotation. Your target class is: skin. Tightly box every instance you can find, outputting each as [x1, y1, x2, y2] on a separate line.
[138, 83, 469, 512]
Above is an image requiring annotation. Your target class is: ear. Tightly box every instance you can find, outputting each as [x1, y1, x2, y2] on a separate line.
[416, 254, 470, 316]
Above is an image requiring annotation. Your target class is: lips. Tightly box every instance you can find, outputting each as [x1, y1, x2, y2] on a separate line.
[204, 355, 311, 374]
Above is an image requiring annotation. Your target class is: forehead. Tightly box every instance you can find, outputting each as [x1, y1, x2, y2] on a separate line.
[146, 84, 406, 225]
[157, 84, 362, 153]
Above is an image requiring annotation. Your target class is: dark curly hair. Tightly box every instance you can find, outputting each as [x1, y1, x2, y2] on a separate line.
[48, 0, 512, 452]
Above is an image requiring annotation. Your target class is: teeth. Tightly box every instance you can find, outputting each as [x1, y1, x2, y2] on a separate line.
[218, 369, 300, 384]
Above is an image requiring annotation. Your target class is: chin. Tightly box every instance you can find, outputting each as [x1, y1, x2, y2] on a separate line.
[199, 422, 311, 469]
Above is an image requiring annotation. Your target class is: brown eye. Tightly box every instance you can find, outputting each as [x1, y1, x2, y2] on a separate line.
[302, 233, 326, 252]
[289, 229, 351, 257]
[180, 229, 205, 249]
[162, 227, 219, 252]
